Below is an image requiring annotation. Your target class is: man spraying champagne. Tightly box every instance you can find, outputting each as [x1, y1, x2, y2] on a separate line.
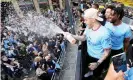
[63, 8, 112, 79]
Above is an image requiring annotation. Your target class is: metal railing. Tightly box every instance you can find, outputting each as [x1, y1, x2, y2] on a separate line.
[51, 41, 67, 80]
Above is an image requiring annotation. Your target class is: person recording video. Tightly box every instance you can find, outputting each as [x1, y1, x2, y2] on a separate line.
[105, 39, 133, 80]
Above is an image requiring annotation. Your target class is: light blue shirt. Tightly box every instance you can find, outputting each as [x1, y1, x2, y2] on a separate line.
[84, 26, 111, 59]
[4, 39, 10, 49]
[105, 22, 132, 50]
[124, 67, 133, 80]
[80, 4, 83, 10]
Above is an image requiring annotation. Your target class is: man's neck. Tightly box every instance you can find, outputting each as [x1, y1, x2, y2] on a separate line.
[92, 22, 101, 31]
[113, 20, 122, 26]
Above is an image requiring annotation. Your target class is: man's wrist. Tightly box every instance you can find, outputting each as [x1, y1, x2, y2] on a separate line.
[97, 60, 103, 65]
[96, 62, 100, 66]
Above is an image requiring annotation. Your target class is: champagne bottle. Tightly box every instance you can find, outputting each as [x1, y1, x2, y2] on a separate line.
[63, 32, 76, 44]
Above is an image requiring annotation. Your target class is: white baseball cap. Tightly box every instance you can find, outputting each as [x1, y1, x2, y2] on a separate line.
[84, 8, 103, 21]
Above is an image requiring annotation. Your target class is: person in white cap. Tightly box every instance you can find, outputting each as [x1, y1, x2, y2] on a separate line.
[64, 8, 111, 79]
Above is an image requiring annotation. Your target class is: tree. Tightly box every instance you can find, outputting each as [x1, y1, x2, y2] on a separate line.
[12, 0, 23, 18]
[48, 0, 53, 10]
[59, 0, 63, 9]
[33, 0, 41, 14]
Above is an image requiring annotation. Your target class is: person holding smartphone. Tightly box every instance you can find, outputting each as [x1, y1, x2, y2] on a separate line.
[105, 39, 133, 80]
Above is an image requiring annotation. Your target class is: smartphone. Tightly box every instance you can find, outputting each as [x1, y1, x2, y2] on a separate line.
[112, 52, 127, 72]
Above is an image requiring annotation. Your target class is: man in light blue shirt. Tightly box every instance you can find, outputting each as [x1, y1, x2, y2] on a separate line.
[84, 26, 111, 59]
[64, 8, 111, 79]
[104, 7, 132, 71]
[105, 22, 131, 50]
[105, 7, 132, 55]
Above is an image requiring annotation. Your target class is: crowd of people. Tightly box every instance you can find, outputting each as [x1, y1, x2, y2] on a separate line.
[124, 7, 133, 19]
[78, 1, 133, 19]
[113, 1, 133, 19]
[1, 1, 133, 80]
[1, 7, 72, 80]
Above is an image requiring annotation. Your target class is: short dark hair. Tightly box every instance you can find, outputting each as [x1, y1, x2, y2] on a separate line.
[83, 4, 89, 9]
[92, 3, 99, 9]
[78, 9, 84, 13]
[106, 5, 115, 10]
[113, 7, 124, 20]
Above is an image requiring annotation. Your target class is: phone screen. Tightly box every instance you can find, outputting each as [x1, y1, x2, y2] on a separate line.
[112, 52, 127, 72]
